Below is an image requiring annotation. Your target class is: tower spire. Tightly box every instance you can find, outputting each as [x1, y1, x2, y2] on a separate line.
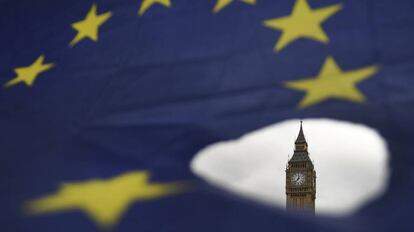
[295, 120, 306, 144]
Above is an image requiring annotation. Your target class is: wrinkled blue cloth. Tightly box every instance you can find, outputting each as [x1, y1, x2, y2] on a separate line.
[0, 0, 413, 231]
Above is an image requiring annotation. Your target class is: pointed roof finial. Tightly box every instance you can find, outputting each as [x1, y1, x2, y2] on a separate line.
[295, 120, 306, 144]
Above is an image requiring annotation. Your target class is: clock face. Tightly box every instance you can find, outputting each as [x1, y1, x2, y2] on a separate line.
[291, 172, 306, 186]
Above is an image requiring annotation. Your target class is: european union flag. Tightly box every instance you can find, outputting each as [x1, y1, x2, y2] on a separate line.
[1, 0, 413, 231]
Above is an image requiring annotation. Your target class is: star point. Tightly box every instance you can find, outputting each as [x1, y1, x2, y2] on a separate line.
[213, 0, 256, 13]
[69, 4, 112, 47]
[4, 55, 54, 88]
[285, 56, 380, 109]
[24, 171, 193, 229]
[138, 0, 171, 16]
[263, 0, 342, 52]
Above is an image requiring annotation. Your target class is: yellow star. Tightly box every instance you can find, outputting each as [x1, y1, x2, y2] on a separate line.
[263, 0, 342, 52]
[24, 171, 193, 229]
[285, 56, 380, 109]
[138, 0, 171, 16]
[213, 0, 256, 13]
[4, 55, 54, 88]
[69, 4, 112, 47]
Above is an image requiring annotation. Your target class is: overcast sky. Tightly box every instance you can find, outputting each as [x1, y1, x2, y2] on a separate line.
[191, 118, 390, 216]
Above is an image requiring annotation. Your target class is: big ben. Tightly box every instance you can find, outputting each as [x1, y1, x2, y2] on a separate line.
[286, 121, 316, 213]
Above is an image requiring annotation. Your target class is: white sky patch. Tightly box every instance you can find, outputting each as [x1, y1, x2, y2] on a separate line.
[191, 119, 390, 215]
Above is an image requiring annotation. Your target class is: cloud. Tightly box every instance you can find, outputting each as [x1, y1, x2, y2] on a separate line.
[191, 118, 390, 215]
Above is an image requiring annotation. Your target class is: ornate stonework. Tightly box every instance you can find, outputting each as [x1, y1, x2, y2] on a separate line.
[286, 121, 316, 213]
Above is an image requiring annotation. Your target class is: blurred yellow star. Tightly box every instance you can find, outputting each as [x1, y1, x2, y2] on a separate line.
[138, 0, 171, 16]
[285, 56, 379, 109]
[213, 0, 256, 13]
[24, 171, 193, 229]
[69, 4, 112, 47]
[4, 55, 54, 88]
[263, 0, 342, 52]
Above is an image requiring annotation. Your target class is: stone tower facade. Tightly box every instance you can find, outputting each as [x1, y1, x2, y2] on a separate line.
[286, 121, 316, 213]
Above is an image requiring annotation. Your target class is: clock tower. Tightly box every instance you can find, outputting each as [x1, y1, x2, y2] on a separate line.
[286, 121, 316, 213]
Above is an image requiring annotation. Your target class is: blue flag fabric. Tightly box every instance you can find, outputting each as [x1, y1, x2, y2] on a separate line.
[1, 0, 413, 231]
